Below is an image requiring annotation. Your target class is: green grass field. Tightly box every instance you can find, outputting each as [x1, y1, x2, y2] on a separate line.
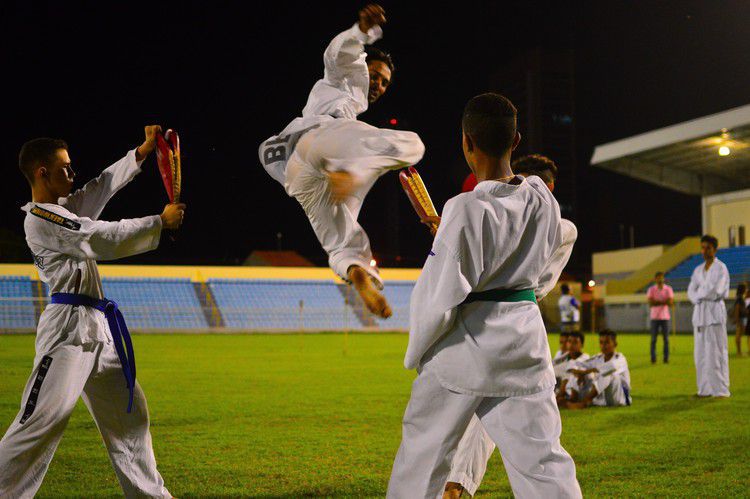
[1, 333, 748, 498]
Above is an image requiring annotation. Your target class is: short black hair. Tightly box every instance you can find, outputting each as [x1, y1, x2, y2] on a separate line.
[462, 93, 517, 158]
[599, 329, 617, 341]
[560, 283, 570, 294]
[701, 234, 719, 249]
[512, 154, 558, 184]
[560, 332, 571, 338]
[365, 46, 395, 73]
[654, 271, 664, 278]
[19, 138, 68, 185]
[570, 331, 585, 345]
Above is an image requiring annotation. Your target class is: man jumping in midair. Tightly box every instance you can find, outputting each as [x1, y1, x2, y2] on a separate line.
[259, 4, 425, 318]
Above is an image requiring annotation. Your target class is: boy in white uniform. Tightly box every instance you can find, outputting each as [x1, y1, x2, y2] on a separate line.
[0, 128, 184, 498]
[259, 4, 425, 317]
[441, 154, 578, 498]
[560, 330, 631, 409]
[387, 94, 580, 499]
[558, 284, 580, 333]
[688, 235, 731, 397]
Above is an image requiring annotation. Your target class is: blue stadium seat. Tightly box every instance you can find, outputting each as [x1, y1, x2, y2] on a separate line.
[208, 279, 355, 329]
[100, 278, 208, 329]
[665, 246, 750, 291]
[375, 282, 414, 330]
[0, 276, 37, 329]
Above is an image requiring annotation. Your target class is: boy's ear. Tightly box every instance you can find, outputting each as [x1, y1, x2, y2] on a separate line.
[511, 131, 522, 151]
[464, 132, 474, 153]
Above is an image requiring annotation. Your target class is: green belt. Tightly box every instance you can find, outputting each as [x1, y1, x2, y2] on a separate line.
[462, 288, 537, 305]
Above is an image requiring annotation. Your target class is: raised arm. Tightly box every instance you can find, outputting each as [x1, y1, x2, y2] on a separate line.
[60, 126, 162, 219]
[323, 5, 384, 86]
[27, 203, 184, 261]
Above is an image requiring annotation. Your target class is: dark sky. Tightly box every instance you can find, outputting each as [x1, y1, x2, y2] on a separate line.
[2, 1, 749, 276]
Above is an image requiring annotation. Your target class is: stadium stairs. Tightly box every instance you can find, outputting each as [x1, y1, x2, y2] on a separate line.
[605, 236, 700, 295]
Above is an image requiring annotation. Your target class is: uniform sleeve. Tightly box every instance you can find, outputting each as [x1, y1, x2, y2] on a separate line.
[322, 23, 382, 88]
[536, 219, 577, 300]
[27, 209, 162, 261]
[59, 149, 143, 220]
[687, 268, 702, 305]
[404, 199, 480, 369]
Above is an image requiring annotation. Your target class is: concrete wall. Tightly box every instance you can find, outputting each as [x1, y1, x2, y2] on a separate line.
[592, 245, 667, 282]
[703, 188, 750, 246]
[602, 292, 733, 333]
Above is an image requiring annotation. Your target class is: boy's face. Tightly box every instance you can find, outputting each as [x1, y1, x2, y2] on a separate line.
[599, 335, 617, 356]
[701, 242, 717, 261]
[655, 274, 664, 285]
[568, 336, 583, 354]
[38, 149, 75, 198]
[367, 60, 391, 104]
[559, 335, 569, 351]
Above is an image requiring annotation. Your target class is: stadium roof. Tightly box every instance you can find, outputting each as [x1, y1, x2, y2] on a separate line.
[591, 104, 750, 196]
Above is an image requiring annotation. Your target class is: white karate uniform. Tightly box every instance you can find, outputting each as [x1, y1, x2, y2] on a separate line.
[567, 352, 631, 407]
[447, 219, 579, 496]
[0, 150, 171, 499]
[688, 259, 730, 397]
[387, 177, 581, 499]
[556, 352, 590, 393]
[259, 23, 425, 285]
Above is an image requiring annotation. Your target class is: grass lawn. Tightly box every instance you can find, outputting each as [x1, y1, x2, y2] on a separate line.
[0, 333, 748, 498]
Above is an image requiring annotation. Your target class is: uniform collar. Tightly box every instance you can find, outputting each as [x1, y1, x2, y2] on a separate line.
[474, 176, 527, 197]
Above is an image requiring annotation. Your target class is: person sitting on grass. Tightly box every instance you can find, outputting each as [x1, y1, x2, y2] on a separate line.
[553, 331, 571, 359]
[554, 332, 588, 393]
[559, 329, 631, 409]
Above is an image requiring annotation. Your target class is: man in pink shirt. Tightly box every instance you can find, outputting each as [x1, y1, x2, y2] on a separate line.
[647, 271, 674, 363]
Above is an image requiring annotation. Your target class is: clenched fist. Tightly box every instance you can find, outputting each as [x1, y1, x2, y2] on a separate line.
[136, 125, 163, 161]
[358, 4, 386, 34]
[160, 203, 186, 230]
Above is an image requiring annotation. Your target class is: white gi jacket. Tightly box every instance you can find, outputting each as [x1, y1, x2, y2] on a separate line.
[260, 23, 383, 184]
[576, 352, 631, 406]
[687, 259, 730, 327]
[406, 176, 576, 397]
[554, 352, 590, 380]
[21, 150, 162, 352]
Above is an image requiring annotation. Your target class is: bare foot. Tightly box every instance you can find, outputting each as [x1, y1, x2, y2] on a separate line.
[349, 266, 392, 318]
[444, 482, 465, 498]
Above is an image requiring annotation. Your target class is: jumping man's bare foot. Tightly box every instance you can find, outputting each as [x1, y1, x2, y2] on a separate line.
[348, 265, 392, 318]
[444, 482, 465, 498]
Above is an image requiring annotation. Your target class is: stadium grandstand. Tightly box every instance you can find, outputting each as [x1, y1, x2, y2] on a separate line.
[592, 104, 750, 332]
[0, 264, 421, 334]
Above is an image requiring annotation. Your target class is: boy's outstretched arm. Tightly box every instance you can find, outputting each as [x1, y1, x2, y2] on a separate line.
[61, 125, 162, 220]
[26, 202, 185, 262]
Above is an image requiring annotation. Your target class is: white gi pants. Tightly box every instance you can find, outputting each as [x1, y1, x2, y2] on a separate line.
[387, 367, 581, 499]
[694, 324, 730, 397]
[284, 119, 424, 284]
[0, 340, 170, 499]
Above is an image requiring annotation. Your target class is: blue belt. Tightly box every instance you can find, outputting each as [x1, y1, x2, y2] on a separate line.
[50, 293, 136, 413]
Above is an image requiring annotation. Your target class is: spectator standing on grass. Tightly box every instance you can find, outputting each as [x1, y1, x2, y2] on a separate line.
[647, 271, 674, 364]
[730, 283, 748, 356]
[688, 235, 730, 398]
[558, 283, 580, 333]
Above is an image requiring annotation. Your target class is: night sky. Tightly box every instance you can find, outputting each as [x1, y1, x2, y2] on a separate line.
[2, 1, 749, 277]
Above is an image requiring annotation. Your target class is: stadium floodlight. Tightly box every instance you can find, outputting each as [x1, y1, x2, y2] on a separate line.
[718, 146, 731, 156]
[370, 259, 377, 267]
[588, 280, 596, 288]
